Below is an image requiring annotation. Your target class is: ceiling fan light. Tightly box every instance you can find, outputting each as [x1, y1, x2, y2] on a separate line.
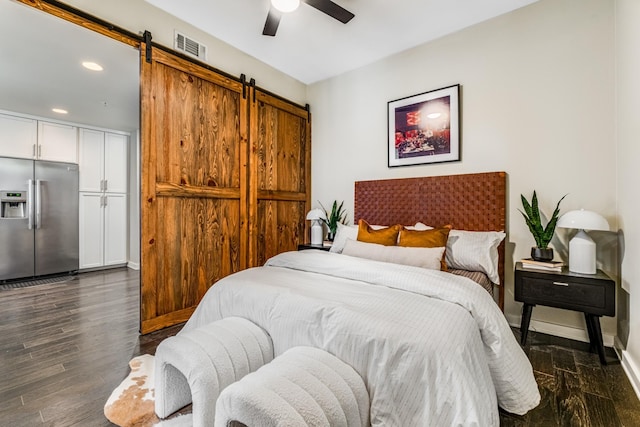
[271, 0, 300, 13]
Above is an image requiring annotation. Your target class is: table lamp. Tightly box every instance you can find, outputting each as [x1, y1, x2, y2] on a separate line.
[557, 209, 609, 274]
[306, 208, 326, 245]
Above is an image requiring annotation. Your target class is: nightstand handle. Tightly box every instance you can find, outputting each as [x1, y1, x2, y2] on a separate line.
[553, 281, 569, 287]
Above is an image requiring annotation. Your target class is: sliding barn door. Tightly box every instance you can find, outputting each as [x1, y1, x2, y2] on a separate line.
[140, 45, 248, 333]
[248, 88, 311, 267]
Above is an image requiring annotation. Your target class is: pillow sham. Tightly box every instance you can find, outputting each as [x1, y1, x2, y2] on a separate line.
[342, 239, 445, 271]
[357, 219, 402, 246]
[329, 222, 358, 253]
[445, 230, 506, 284]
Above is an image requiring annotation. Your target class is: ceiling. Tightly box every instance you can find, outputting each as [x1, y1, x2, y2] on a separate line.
[0, 0, 140, 133]
[146, 0, 538, 84]
[0, 0, 537, 134]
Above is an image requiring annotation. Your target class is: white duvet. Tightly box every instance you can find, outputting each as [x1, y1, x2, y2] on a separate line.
[181, 250, 540, 426]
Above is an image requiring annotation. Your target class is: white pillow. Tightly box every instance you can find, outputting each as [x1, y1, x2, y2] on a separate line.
[445, 230, 506, 284]
[342, 239, 445, 270]
[405, 222, 433, 231]
[329, 223, 358, 253]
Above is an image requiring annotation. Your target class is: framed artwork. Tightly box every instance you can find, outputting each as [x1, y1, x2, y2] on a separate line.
[388, 84, 460, 167]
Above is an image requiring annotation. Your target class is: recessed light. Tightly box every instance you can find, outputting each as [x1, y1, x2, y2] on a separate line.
[427, 113, 441, 119]
[52, 108, 68, 114]
[82, 61, 103, 71]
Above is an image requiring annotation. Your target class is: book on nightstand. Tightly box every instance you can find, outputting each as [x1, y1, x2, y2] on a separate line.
[520, 258, 564, 272]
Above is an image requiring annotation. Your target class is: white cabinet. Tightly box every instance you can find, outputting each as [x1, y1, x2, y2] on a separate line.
[0, 113, 37, 159]
[38, 121, 78, 163]
[78, 127, 129, 270]
[79, 193, 127, 269]
[79, 129, 127, 193]
[0, 113, 77, 162]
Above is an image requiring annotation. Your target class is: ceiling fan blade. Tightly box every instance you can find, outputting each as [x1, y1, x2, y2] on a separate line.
[262, 8, 282, 36]
[302, 0, 354, 24]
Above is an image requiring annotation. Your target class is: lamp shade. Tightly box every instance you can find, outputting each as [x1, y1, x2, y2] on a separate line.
[306, 208, 326, 221]
[557, 209, 609, 231]
[557, 209, 609, 274]
[271, 0, 300, 13]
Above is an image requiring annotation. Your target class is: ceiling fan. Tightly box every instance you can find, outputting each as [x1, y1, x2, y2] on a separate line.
[263, 0, 355, 36]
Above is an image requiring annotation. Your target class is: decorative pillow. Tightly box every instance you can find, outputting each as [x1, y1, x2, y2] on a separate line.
[357, 219, 402, 246]
[445, 230, 505, 284]
[329, 223, 358, 253]
[397, 226, 451, 270]
[342, 239, 445, 271]
[398, 226, 451, 247]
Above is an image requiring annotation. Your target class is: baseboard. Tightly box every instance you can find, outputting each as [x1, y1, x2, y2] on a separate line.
[505, 314, 615, 347]
[127, 261, 140, 270]
[618, 345, 640, 401]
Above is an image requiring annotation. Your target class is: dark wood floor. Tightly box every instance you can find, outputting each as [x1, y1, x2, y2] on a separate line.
[1, 268, 639, 426]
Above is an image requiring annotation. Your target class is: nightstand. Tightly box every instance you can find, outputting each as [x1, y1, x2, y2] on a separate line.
[297, 243, 331, 251]
[514, 262, 615, 365]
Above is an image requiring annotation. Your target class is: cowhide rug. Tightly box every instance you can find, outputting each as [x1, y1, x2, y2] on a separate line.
[104, 354, 192, 427]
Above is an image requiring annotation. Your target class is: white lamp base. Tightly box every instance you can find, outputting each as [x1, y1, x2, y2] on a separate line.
[310, 220, 324, 245]
[568, 229, 597, 274]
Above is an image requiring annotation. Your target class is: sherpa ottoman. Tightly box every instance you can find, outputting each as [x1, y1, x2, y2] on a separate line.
[154, 317, 274, 427]
[214, 346, 370, 427]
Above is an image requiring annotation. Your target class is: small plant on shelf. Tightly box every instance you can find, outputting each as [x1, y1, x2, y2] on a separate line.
[319, 200, 348, 241]
[519, 190, 566, 261]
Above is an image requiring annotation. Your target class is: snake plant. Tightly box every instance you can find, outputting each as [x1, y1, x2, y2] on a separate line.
[319, 200, 348, 235]
[519, 191, 566, 249]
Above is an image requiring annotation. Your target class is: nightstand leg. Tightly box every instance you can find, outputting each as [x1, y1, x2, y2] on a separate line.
[587, 315, 607, 365]
[584, 313, 596, 353]
[520, 304, 534, 345]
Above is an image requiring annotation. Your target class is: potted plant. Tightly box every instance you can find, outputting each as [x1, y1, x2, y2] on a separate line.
[519, 191, 566, 261]
[319, 200, 348, 241]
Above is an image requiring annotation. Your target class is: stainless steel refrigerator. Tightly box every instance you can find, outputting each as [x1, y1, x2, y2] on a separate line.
[0, 157, 79, 281]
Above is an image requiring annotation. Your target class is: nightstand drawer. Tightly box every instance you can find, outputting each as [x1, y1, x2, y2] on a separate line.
[520, 276, 608, 313]
[514, 264, 615, 317]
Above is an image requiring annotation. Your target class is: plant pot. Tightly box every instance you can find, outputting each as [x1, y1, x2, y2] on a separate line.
[531, 247, 554, 262]
[327, 231, 335, 242]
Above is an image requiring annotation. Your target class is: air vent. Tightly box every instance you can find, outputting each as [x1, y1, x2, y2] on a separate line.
[174, 31, 207, 60]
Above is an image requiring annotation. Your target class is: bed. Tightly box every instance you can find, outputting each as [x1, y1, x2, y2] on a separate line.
[180, 172, 540, 426]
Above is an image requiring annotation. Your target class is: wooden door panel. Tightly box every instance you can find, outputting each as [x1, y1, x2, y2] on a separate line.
[250, 88, 311, 267]
[257, 200, 306, 265]
[155, 197, 241, 314]
[256, 106, 307, 193]
[141, 46, 248, 333]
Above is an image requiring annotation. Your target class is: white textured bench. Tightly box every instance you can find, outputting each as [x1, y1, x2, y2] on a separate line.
[154, 317, 273, 427]
[215, 346, 370, 427]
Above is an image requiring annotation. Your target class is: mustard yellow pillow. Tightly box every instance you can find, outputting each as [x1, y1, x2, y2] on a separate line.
[356, 219, 402, 246]
[398, 226, 452, 270]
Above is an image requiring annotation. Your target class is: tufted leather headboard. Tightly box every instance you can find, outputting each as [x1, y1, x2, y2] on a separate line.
[354, 171, 506, 310]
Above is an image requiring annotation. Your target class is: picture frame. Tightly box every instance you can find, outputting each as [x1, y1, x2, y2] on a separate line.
[388, 84, 460, 167]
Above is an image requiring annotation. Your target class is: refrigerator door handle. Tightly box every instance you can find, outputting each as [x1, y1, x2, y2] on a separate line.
[27, 179, 34, 230]
[35, 179, 42, 229]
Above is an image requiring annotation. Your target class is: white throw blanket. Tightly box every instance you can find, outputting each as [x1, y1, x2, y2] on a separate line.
[182, 251, 540, 426]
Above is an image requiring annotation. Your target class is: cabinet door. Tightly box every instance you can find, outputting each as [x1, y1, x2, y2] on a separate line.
[104, 133, 128, 193]
[0, 113, 37, 159]
[38, 121, 78, 163]
[78, 129, 104, 192]
[104, 193, 127, 266]
[79, 193, 104, 269]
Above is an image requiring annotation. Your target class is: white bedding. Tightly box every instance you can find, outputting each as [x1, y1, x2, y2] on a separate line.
[181, 250, 540, 426]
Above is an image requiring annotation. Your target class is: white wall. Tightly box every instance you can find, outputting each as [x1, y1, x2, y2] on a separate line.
[61, 0, 307, 105]
[308, 0, 618, 341]
[615, 0, 640, 394]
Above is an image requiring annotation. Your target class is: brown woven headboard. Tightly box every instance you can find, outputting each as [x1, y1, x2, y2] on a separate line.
[354, 171, 506, 309]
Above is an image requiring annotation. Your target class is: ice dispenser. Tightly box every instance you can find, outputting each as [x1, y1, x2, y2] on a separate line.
[1, 191, 27, 219]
